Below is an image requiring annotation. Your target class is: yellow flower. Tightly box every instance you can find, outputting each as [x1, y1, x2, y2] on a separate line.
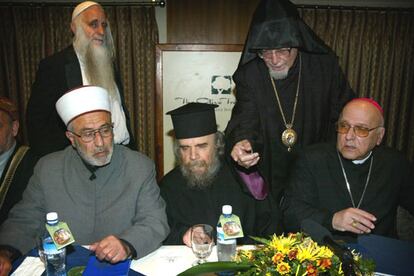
[232, 233, 374, 276]
[296, 240, 333, 262]
[239, 249, 253, 260]
[276, 261, 291, 275]
[269, 234, 299, 254]
[272, 252, 285, 264]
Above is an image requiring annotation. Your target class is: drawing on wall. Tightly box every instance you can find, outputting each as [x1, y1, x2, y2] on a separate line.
[155, 44, 243, 176]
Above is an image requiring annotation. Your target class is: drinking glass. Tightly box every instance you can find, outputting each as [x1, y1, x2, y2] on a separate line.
[191, 224, 214, 266]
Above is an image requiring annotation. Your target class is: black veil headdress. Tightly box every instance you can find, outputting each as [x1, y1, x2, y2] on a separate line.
[239, 0, 330, 66]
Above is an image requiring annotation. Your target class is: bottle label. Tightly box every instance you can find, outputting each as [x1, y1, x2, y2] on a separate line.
[46, 221, 75, 250]
[43, 237, 60, 254]
[218, 214, 244, 240]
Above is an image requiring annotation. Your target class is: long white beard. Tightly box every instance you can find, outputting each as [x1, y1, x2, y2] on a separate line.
[73, 28, 118, 100]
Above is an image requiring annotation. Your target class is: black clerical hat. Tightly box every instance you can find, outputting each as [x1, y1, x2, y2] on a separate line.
[167, 103, 218, 139]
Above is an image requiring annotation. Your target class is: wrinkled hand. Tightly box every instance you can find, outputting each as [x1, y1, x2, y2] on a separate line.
[89, 235, 130, 264]
[0, 253, 12, 276]
[182, 228, 192, 247]
[231, 140, 260, 169]
[332, 208, 377, 234]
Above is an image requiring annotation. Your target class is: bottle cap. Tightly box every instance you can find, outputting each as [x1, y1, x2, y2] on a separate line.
[46, 212, 58, 223]
[222, 205, 232, 215]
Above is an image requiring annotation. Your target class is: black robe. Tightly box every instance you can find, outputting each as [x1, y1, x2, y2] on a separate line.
[225, 52, 355, 202]
[282, 143, 414, 242]
[26, 45, 135, 157]
[0, 144, 39, 224]
[160, 162, 281, 245]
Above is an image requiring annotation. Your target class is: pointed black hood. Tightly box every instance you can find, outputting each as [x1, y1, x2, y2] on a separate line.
[239, 0, 330, 65]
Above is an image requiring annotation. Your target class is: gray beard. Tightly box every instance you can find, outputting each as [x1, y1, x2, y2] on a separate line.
[269, 68, 288, 80]
[73, 31, 117, 100]
[74, 140, 113, 167]
[180, 156, 221, 189]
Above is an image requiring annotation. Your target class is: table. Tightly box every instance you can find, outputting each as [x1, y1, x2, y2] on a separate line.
[12, 244, 219, 276]
[13, 235, 413, 276]
[132, 245, 221, 275]
[12, 245, 143, 276]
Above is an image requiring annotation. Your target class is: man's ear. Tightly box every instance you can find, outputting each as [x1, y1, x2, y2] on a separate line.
[66, 131, 76, 147]
[70, 21, 76, 34]
[11, 120, 19, 137]
[376, 127, 385, 145]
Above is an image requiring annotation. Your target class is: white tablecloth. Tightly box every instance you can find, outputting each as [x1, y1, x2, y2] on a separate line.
[130, 245, 218, 276]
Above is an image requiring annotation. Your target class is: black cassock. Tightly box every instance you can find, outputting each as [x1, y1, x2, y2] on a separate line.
[160, 161, 282, 245]
[282, 143, 414, 242]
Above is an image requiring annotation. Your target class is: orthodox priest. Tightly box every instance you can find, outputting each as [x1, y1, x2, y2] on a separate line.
[225, 0, 355, 203]
[160, 103, 281, 246]
[282, 98, 414, 242]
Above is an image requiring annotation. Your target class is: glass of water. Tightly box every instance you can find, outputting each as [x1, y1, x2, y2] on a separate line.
[191, 224, 214, 266]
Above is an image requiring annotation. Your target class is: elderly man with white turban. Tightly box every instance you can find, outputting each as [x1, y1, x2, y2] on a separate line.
[26, 1, 135, 158]
[0, 86, 169, 275]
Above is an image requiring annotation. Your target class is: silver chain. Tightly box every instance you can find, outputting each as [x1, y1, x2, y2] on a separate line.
[336, 150, 373, 208]
[269, 54, 301, 129]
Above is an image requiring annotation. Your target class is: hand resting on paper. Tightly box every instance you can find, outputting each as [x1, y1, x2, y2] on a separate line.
[89, 235, 132, 264]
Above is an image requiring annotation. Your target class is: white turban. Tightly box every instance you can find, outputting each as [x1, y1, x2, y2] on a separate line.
[72, 1, 100, 21]
[56, 86, 111, 126]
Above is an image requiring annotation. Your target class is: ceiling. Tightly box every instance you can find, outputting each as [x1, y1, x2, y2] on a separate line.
[2, 0, 414, 8]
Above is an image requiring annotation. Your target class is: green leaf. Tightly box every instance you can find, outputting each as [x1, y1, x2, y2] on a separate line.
[178, 261, 252, 276]
[249, 236, 271, 245]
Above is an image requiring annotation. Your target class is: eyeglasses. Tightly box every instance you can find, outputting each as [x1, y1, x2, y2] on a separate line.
[259, 48, 292, 59]
[69, 123, 113, 142]
[336, 122, 382, 137]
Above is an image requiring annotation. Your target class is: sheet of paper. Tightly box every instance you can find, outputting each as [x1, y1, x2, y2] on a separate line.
[11, 256, 45, 276]
[130, 245, 218, 276]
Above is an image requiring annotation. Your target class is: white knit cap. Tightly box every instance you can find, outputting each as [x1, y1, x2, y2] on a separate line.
[56, 86, 111, 126]
[72, 1, 100, 21]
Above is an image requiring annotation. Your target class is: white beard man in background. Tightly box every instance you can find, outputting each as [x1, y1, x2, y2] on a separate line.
[71, 1, 130, 145]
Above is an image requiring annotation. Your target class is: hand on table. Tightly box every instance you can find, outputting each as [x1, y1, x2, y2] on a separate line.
[332, 207, 376, 234]
[89, 235, 130, 264]
[182, 228, 192, 247]
[0, 252, 12, 276]
[231, 140, 260, 169]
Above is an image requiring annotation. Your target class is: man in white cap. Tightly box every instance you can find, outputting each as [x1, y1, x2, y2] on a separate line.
[0, 86, 168, 275]
[26, 1, 135, 158]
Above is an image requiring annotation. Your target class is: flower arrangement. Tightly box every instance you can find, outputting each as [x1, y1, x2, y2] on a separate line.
[234, 233, 375, 276]
[179, 232, 375, 276]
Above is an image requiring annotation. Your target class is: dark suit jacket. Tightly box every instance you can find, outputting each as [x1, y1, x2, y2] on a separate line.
[225, 52, 355, 202]
[0, 144, 39, 225]
[26, 45, 135, 157]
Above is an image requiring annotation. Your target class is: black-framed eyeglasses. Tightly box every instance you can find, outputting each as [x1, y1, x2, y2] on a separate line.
[336, 122, 382, 137]
[68, 123, 114, 142]
[259, 48, 292, 59]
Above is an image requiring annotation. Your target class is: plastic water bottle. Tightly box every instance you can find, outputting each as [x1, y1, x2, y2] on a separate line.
[217, 205, 237, 261]
[43, 212, 66, 276]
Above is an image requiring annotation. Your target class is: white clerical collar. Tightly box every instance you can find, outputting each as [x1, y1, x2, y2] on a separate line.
[352, 151, 372, 164]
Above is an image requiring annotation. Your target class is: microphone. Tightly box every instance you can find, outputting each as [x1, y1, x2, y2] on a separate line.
[301, 219, 357, 276]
